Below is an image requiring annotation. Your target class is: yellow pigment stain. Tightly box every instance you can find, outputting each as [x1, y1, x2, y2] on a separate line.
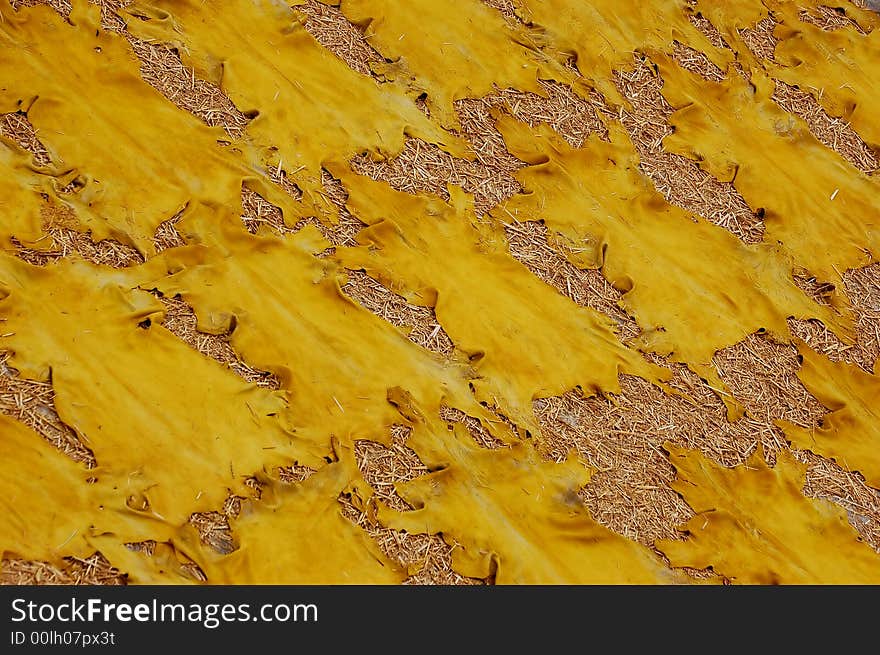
[658, 444, 880, 584]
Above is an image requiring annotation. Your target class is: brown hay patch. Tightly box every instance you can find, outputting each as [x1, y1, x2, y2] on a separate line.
[157, 295, 281, 390]
[2, 552, 126, 585]
[189, 511, 236, 555]
[128, 38, 251, 139]
[738, 15, 779, 62]
[240, 186, 293, 236]
[0, 352, 96, 467]
[713, 332, 828, 430]
[686, 8, 730, 50]
[494, 80, 609, 146]
[0, 111, 51, 166]
[797, 450, 880, 553]
[297, 0, 385, 77]
[9, 0, 71, 16]
[350, 79, 610, 217]
[671, 40, 725, 81]
[14, 203, 144, 267]
[614, 57, 764, 243]
[503, 219, 641, 341]
[350, 135, 523, 218]
[772, 80, 877, 174]
[153, 208, 187, 253]
[315, 169, 368, 248]
[789, 263, 880, 373]
[341, 269, 455, 356]
[532, 365, 774, 545]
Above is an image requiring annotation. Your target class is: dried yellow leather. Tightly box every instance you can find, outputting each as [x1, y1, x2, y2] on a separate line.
[515, 0, 730, 104]
[0, 138, 45, 248]
[197, 453, 404, 584]
[0, 253, 302, 527]
[149, 210, 476, 451]
[783, 343, 880, 488]
[379, 422, 686, 584]
[657, 445, 880, 584]
[333, 170, 659, 426]
[323, 0, 550, 127]
[0, 414, 184, 568]
[0, 0, 248, 255]
[771, 6, 880, 153]
[659, 59, 879, 284]
[125, 0, 465, 194]
[0, 414, 100, 563]
[494, 117, 834, 364]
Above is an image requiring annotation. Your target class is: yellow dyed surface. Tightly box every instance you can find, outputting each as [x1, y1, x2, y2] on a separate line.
[326, 0, 551, 127]
[784, 343, 880, 489]
[380, 423, 681, 584]
[658, 446, 880, 584]
[126, 0, 464, 195]
[1, 0, 878, 585]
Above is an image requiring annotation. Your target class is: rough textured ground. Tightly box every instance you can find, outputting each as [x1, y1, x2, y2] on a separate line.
[1, 0, 879, 585]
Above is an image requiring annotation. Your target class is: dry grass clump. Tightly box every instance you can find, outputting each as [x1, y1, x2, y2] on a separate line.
[240, 187, 294, 236]
[13, 203, 144, 267]
[684, 6, 876, 172]
[0, 352, 96, 466]
[9, 0, 71, 15]
[713, 332, 828, 429]
[157, 295, 281, 389]
[671, 40, 725, 81]
[532, 364, 779, 545]
[614, 58, 763, 244]
[772, 80, 877, 174]
[533, 379, 695, 545]
[738, 15, 780, 63]
[128, 38, 251, 139]
[189, 511, 236, 555]
[494, 80, 609, 146]
[341, 270, 455, 356]
[789, 263, 879, 373]
[686, 8, 730, 50]
[296, 0, 385, 77]
[503, 219, 641, 341]
[480, 0, 523, 24]
[350, 135, 523, 218]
